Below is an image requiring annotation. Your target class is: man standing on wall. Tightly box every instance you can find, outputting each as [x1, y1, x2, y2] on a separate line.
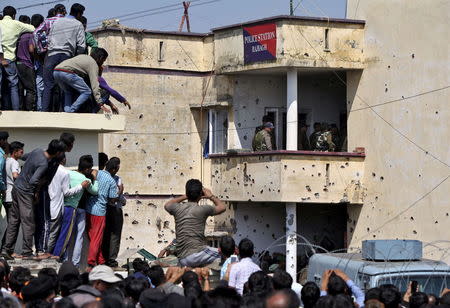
[164, 179, 226, 267]
[42, 3, 86, 112]
[1, 139, 65, 259]
[0, 6, 35, 110]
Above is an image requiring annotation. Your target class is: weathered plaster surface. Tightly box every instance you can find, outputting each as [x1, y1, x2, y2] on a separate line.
[210, 153, 365, 204]
[346, 0, 450, 262]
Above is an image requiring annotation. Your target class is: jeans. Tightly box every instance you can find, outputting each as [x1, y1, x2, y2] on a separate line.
[17, 62, 36, 111]
[53, 70, 92, 113]
[0, 60, 20, 110]
[35, 62, 44, 111]
[42, 53, 70, 111]
[70, 208, 86, 266]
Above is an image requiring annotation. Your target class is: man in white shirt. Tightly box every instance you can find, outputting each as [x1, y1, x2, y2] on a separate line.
[229, 238, 261, 295]
[38, 154, 89, 259]
[1, 141, 23, 245]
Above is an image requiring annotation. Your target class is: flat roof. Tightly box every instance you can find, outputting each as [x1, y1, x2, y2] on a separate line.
[91, 27, 211, 37]
[90, 15, 365, 37]
[211, 15, 366, 32]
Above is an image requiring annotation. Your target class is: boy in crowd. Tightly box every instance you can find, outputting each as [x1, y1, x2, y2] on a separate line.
[52, 155, 97, 267]
[2, 141, 24, 245]
[38, 154, 90, 260]
[102, 167, 126, 268]
[1, 139, 65, 259]
[85, 157, 119, 267]
[0, 132, 9, 202]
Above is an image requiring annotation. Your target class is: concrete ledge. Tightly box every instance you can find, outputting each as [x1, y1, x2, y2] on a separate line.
[0, 111, 126, 133]
[210, 153, 366, 204]
[209, 150, 366, 159]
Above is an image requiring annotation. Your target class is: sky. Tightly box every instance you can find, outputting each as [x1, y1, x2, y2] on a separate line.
[11, 0, 347, 33]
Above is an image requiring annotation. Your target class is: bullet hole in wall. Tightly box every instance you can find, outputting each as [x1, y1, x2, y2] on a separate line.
[139, 114, 143, 119]
[380, 176, 384, 181]
[410, 217, 414, 221]
[175, 148, 179, 151]
[413, 230, 417, 234]
[411, 54, 415, 58]
[117, 144, 122, 148]
[123, 138, 127, 142]
[132, 220, 138, 225]
[372, 172, 376, 177]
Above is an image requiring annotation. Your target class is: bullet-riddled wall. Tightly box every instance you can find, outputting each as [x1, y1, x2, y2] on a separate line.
[346, 0, 450, 262]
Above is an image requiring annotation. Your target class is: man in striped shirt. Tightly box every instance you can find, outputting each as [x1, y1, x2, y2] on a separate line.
[85, 157, 119, 267]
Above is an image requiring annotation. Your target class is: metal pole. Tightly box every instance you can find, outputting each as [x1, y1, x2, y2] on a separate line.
[290, 0, 294, 15]
[286, 69, 298, 281]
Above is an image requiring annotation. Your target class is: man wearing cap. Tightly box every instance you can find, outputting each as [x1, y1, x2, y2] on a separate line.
[69, 265, 120, 305]
[252, 122, 274, 151]
[0, 132, 9, 204]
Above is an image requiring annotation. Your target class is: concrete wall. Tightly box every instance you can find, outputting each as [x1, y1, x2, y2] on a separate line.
[95, 30, 212, 72]
[4, 129, 99, 168]
[100, 70, 206, 195]
[346, 0, 450, 262]
[214, 19, 365, 73]
[210, 153, 365, 204]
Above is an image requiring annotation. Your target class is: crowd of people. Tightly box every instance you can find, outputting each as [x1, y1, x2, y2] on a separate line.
[0, 131, 125, 269]
[0, 4, 131, 113]
[252, 116, 346, 152]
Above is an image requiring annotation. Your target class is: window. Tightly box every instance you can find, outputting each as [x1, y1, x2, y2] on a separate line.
[208, 109, 228, 154]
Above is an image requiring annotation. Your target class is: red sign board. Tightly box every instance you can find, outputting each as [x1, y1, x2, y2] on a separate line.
[243, 23, 277, 64]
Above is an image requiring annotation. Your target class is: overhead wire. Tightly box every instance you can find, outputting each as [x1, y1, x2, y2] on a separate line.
[17, 0, 66, 11]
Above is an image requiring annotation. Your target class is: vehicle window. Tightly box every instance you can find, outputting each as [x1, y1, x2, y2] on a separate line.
[378, 275, 450, 295]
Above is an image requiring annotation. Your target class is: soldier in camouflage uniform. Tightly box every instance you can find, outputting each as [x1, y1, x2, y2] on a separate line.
[315, 123, 336, 151]
[252, 122, 274, 151]
[309, 122, 322, 150]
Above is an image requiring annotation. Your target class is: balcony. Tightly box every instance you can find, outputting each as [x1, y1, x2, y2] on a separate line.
[212, 15, 365, 74]
[209, 150, 365, 204]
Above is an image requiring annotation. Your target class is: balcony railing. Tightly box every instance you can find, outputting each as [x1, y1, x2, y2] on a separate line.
[209, 150, 365, 204]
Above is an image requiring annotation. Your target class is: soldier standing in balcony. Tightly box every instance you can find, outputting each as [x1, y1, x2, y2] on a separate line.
[252, 122, 274, 151]
[309, 122, 322, 151]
